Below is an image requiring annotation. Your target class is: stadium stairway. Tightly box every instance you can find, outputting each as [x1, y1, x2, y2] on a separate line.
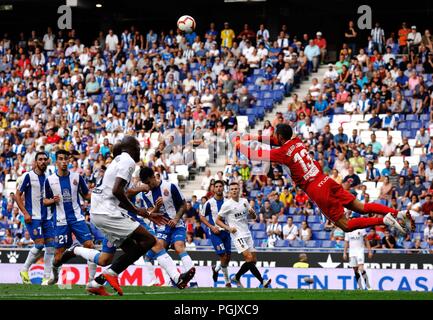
[181, 65, 329, 199]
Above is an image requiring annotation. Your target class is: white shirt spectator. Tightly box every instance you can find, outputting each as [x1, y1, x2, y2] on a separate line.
[324, 69, 339, 81]
[277, 68, 294, 85]
[300, 122, 318, 139]
[309, 83, 321, 99]
[105, 33, 119, 52]
[283, 223, 298, 240]
[313, 115, 329, 133]
[382, 141, 396, 157]
[425, 166, 433, 182]
[344, 101, 357, 113]
[424, 225, 433, 242]
[257, 47, 269, 59]
[43, 33, 55, 51]
[383, 53, 396, 64]
[267, 222, 282, 247]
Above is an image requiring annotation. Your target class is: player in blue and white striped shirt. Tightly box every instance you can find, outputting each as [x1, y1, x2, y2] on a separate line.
[43, 149, 98, 285]
[139, 166, 198, 287]
[200, 180, 232, 287]
[15, 152, 55, 285]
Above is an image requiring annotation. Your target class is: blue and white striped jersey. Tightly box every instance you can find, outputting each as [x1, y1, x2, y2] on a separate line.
[142, 180, 185, 228]
[44, 171, 89, 226]
[201, 197, 225, 231]
[18, 170, 49, 220]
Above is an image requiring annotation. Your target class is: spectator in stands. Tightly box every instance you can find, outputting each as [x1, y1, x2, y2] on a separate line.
[334, 126, 348, 145]
[349, 149, 365, 174]
[381, 135, 396, 157]
[282, 217, 298, 240]
[424, 217, 433, 241]
[410, 175, 427, 199]
[185, 232, 197, 251]
[298, 220, 312, 241]
[266, 214, 282, 247]
[193, 220, 207, 240]
[259, 200, 273, 223]
[407, 26, 422, 53]
[381, 229, 396, 249]
[342, 166, 361, 189]
[18, 230, 34, 247]
[367, 228, 382, 249]
[415, 127, 430, 148]
[379, 176, 393, 201]
[422, 194, 433, 216]
[366, 161, 381, 182]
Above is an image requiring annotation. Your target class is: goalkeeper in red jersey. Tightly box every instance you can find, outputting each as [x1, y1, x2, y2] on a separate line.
[233, 124, 406, 234]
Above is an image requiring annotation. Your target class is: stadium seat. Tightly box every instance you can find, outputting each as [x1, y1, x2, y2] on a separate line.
[292, 215, 305, 223]
[289, 240, 305, 247]
[405, 114, 418, 121]
[274, 240, 289, 247]
[403, 241, 414, 249]
[278, 215, 288, 223]
[310, 224, 323, 231]
[253, 231, 267, 240]
[251, 223, 266, 232]
[307, 215, 321, 223]
[415, 216, 425, 224]
[199, 239, 212, 246]
[315, 231, 329, 240]
[321, 240, 335, 248]
[305, 240, 319, 248]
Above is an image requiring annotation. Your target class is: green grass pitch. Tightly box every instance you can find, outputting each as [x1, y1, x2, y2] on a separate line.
[0, 284, 432, 300]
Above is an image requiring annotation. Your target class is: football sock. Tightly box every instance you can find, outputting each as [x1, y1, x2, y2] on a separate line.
[235, 262, 251, 281]
[74, 247, 100, 264]
[154, 249, 180, 283]
[110, 244, 144, 275]
[214, 264, 222, 273]
[88, 261, 97, 281]
[355, 271, 362, 289]
[361, 270, 370, 289]
[179, 252, 194, 272]
[23, 246, 43, 271]
[248, 263, 264, 284]
[347, 217, 383, 231]
[363, 203, 398, 216]
[221, 265, 230, 284]
[43, 246, 55, 279]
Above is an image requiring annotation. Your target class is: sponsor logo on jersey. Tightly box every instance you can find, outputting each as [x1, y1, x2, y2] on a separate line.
[33, 229, 38, 236]
[163, 188, 169, 196]
[62, 189, 72, 202]
[73, 179, 78, 186]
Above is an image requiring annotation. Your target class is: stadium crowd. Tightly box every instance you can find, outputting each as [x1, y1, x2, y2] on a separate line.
[0, 20, 432, 253]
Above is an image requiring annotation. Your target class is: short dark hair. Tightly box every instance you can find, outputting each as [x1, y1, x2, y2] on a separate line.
[112, 143, 122, 158]
[55, 149, 70, 159]
[229, 182, 239, 187]
[139, 166, 154, 182]
[275, 124, 293, 140]
[214, 180, 225, 187]
[35, 152, 48, 161]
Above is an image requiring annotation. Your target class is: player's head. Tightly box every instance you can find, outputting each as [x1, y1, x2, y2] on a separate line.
[275, 123, 293, 144]
[214, 180, 224, 197]
[121, 135, 140, 162]
[112, 142, 122, 158]
[139, 166, 158, 189]
[34, 151, 49, 172]
[229, 182, 240, 199]
[55, 149, 70, 171]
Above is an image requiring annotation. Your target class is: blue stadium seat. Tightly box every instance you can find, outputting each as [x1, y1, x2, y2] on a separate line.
[307, 215, 321, 223]
[321, 240, 335, 248]
[412, 232, 423, 240]
[274, 239, 289, 247]
[415, 216, 425, 224]
[251, 223, 266, 232]
[199, 239, 212, 246]
[397, 122, 407, 130]
[305, 240, 319, 248]
[420, 114, 430, 122]
[403, 241, 414, 249]
[278, 215, 288, 223]
[260, 85, 271, 91]
[289, 240, 305, 247]
[292, 215, 305, 223]
[253, 231, 267, 240]
[310, 224, 323, 231]
[410, 122, 421, 130]
[421, 242, 429, 249]
[405, 114, 418, 121]
[247, 115, 256, 127]
[416, 225, 424, 233]
[315, 231, 329, 240]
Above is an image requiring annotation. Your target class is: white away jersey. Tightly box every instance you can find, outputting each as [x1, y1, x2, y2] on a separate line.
[91, 152, 136, 216]
[344, 229, 367, 256]
[218, 197, 252, 239]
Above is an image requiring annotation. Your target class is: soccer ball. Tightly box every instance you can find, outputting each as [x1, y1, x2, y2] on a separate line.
[177, 15, 196, 33]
